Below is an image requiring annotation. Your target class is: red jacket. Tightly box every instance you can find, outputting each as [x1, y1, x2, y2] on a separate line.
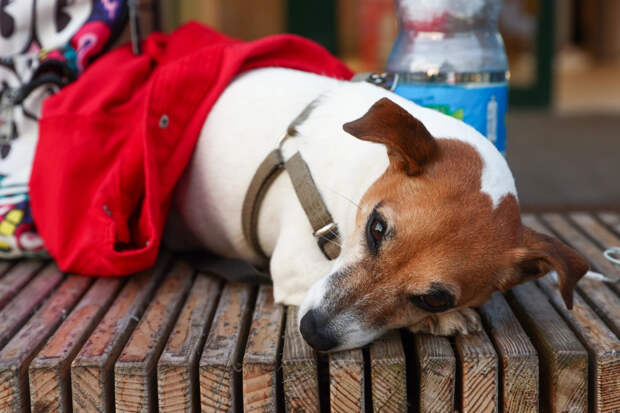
[30, 23, 353, 276]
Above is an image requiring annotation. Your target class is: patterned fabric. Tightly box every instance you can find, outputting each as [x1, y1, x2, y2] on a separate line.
[0, 0, 128, 258]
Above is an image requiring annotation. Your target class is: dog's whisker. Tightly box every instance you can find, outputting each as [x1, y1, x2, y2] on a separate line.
[324, 187, 361, 210]
[324, 227, 343, 248]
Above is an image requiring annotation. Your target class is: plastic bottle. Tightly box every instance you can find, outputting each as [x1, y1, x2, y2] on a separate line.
[387, 0, 509, 154]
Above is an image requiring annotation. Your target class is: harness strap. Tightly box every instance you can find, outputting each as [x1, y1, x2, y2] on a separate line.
[241, 75, 394, 263]
[241, 149, 285, 259]
[285, 152, 341, 260]
[242, 148, 341, 261]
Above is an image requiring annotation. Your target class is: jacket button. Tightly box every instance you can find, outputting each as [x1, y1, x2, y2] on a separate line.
[159, 114, 170, 128]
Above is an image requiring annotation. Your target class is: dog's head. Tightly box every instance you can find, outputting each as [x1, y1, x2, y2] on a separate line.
[298, 97, 588, 352]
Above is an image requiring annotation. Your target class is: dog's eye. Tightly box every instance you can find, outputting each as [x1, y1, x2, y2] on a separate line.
[366, 209, 386, 254]
[370, 218, 385, 241]
[410, 290, 454, 313]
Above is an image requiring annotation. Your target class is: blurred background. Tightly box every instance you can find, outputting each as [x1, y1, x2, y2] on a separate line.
[142, 0, 618, 211]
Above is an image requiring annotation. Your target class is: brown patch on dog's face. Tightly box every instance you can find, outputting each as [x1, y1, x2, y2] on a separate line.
[337, 139, 522, 327]
[300, 139, 524, 350]
[342, 139, 521, 316]
[298, 99, 588, 352]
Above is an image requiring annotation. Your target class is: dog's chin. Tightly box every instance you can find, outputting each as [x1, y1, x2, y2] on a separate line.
[323, 336, 376, 353]
[312, 325, 385, 353]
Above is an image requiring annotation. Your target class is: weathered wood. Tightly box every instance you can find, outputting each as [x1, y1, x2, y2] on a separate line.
[0, 260, 46, 311]
[570, 211, 620, 295]
[157, 272, 221, 413]
[242, 285, 284, 413]
[572, 212, 620, 251]
[524, 214, 620, 410]
[529, 214, 620, 336]
[29, 278, 123, 413]
[199, 282, 255, 413]
[575, 276, 620, 338]
[415, 334, 455, 413]
[71, 254, 170, 413]
[115, 261, 194, 413]
[538, 275, 620, 413]
[0, 263, 63, 350]
[282, 306, 320, 413]
[329, 347, 364, 413]
[369, 330, 406, 413]
[0, 275, 92, 413]
[479, 292, 539, 413]
[0, 220, 615, 411]
[544, 212, 620, 280]
[508, 282, 588, 412]
[598, 212, 620, 235]
[0, 260, 13, 279]
[454, 325, 498, 413]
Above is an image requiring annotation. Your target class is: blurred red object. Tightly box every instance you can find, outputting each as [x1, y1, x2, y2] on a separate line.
[30, 22, 352, 276]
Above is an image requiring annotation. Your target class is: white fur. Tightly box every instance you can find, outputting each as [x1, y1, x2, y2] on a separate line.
[170, 67, 517, 305]
[297, 274, 330, 326]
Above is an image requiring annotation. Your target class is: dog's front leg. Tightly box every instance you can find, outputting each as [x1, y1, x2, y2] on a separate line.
[408, 307, 482, 336]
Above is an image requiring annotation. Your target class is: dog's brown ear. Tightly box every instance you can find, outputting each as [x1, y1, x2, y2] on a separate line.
[502, 226, 589, 309]
[343, 97, 437, 175]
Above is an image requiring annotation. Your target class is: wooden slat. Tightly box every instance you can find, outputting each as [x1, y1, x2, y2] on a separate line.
[543, 213, 620, 276]
[282, 306, 320, 413]
[532, 214, 620, 337]
[199, 283, 255, 413]
[508, 282, 588, 412]
[454, 326, 498, 413]
[158, 272, 221, 412]
[479, 292, 539, 412]
[523, 209, 620, 412]
[572, 212, 620, 250]
[71, 254, 170, 413]
[544, 212, 620, 281]
[29, 278, 123, 413]
[369, 330, 406, 413]
[574, 277, 620, 338]
[415, 334, 455, 413]
[0, 260, 13, 279]
[0, 263, 63, 350]
[114, 261, 194, 413]
[538, 275, 620, 413]
[598, 212, 620, 235]
[0, 260, 46, 311]
[0, 275, 92, 412]
[329, 347, 364, 412]
[571, 212, 620, 294]
[242, 285, 284, 413]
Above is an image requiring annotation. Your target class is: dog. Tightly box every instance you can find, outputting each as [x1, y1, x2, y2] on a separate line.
[165, 67, 589, 352]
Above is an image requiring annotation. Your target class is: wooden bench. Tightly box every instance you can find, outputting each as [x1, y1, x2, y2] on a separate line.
[0, 211, 618, 412]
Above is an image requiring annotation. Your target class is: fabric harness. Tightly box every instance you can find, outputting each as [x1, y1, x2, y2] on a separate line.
[242, 123, 342, 261]
[241, 73, 396, 262]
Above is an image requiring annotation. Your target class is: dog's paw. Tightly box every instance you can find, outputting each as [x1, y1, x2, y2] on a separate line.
[408, 308, 482, 336]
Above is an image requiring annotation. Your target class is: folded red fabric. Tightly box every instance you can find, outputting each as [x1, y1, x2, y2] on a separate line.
[30, 22, 353, 276]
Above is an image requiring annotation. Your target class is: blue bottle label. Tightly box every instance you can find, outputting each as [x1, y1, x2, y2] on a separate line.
[393, 82, 508, 154]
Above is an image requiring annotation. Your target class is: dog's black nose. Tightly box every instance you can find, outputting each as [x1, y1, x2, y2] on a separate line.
[299, 309, 338, 351]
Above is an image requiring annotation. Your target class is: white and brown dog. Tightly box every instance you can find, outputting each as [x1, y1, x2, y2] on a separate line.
[166, 67, 589, 352]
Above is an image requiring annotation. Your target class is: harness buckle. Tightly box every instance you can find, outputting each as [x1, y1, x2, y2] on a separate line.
[313, 222, 337, 239]
[314, 222, 341, 260]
